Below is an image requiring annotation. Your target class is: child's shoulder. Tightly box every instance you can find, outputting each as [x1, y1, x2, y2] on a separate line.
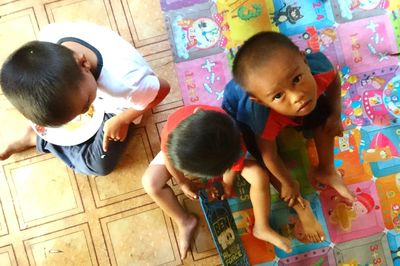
[306, 52, 334, 75]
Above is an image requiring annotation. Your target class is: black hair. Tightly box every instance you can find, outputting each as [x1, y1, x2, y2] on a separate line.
[167, 109, 242, 178]
[232, 31, 299, 90]
[0, 41, 84, 126]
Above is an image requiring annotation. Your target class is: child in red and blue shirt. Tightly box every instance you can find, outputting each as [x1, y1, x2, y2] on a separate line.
[223, 31, 356, 243]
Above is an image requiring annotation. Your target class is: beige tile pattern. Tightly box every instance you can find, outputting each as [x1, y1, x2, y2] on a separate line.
[0, 0, 219, 265]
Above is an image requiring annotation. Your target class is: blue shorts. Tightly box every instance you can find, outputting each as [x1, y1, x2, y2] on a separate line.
[37, 113, 133, 176]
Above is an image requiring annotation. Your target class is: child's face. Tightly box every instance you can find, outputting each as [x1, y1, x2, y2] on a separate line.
[65, 68, 97, 123]
[246, 49, 317, 117]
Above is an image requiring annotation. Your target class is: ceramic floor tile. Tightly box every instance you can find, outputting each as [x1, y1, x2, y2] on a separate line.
[0, 245, 17, 266]
[101, 205, 179, 265]
[0, 8, 39, 63]
[24, 223, 97, 265]
[90, 128, 152, 207]
[4, 155, 83, 229]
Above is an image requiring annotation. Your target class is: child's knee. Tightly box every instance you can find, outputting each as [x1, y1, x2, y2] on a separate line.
[141, 166, 167, 194]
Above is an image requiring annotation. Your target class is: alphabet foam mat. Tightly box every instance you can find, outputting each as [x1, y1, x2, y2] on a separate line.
[160, 0, 400, 265]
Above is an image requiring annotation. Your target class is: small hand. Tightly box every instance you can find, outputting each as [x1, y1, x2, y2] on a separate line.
[102, 116, 130, 152]
[180, 180, 204, 200]
[221, 182, 234, 200]
[281, 180, 305, 208]
[208, 182, 233, 200]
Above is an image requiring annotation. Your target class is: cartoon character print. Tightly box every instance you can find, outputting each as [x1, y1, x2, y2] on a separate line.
[217, 227, 236, 249]
[318, 28, 337, 51]
[177, 14, 228, 50]
[329, 189, 379, 231]
[350, 0, 388, 10]
[362, 146, 392, 162]
[270, 3, 304, 26]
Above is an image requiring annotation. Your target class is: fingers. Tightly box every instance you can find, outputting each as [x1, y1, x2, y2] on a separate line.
[288, 198, 295, 207]
[102, 135, 126, 152]
[102, 136, 110, 152]
[187, 191, 198, 200]
[297, 197, 306, 209]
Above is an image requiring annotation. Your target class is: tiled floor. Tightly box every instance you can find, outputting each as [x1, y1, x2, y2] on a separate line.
[0, 1, 218, 265]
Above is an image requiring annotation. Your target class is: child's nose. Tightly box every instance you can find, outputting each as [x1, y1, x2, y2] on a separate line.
[292, 92, 305, 104]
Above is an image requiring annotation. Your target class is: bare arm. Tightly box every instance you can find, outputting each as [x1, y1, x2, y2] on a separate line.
[164, 152, 199, 200]
[221, 169, 238, 199]
[102, 78, 170, 151]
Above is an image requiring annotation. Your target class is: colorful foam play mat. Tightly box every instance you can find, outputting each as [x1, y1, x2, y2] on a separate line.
[160, 0, 400, 265]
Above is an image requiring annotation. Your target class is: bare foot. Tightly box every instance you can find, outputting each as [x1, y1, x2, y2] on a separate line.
[253, 225, 292, 253]
[294, 201, 325, 243]
[312, 168, 356, 202]
[177, 213, 198, 260]
[0, 126, 36, 160]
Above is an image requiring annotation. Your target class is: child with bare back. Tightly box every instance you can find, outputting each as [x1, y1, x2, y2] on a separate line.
[142, 104, 328, 259]
[222, 31, 356, 235]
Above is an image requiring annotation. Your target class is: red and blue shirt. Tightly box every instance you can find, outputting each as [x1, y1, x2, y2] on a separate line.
[222, 52, 336, 141]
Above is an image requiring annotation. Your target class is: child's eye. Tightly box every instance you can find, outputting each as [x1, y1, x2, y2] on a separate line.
[293, 74, 302, 84]
[273, 92, 283, 100]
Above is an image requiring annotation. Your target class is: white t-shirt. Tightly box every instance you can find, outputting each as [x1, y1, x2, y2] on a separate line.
[38, 22, 160, 122]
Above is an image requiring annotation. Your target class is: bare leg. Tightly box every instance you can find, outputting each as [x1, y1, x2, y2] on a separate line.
[0, 125, 36, 160]
[312, 128, 356, 202]
[142, 162, 197, 260]
[241, 161, 292, 253]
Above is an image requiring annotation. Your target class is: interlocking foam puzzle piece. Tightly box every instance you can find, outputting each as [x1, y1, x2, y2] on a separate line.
[320, 180, 384, 244]
[215, 0, 272, 49]
[231, 208, 276, 265]
[330, 0, 387, 23]
[376, 173, 400, 230]
[175, 52, 231, 106]
[333, 129, 371, 185]
[270, 194, 330, 258]
[160, 0, 208, 11]
[359, 124, 400, 177]
[289, 25, 344, 68]
[277, 247, 335, 266]
[387, 230, 400, 266]
[390, 9, 400, 51]
[334, 233, 392, 265]
[336, 15, 398, 75]
[267, 0, 334, 36]
[340, 65, 400, 129]
[164, 2, 226, 62]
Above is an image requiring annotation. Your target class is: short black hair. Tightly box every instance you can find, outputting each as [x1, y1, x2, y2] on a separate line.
[167, 109, 242, 178]
[232, 31, 299, 90]
[0, 41, 84, 126]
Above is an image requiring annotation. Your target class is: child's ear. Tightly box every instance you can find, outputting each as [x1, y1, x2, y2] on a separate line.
[77, 54, 91, 71]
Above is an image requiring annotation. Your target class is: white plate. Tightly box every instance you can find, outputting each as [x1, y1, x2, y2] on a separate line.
[32, 97, 105, 146]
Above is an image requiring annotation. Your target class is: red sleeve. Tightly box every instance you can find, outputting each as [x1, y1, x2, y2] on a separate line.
[315, 70, 336, 96]
[261, 111, 300, 141]
[230, 138, 247, 172]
